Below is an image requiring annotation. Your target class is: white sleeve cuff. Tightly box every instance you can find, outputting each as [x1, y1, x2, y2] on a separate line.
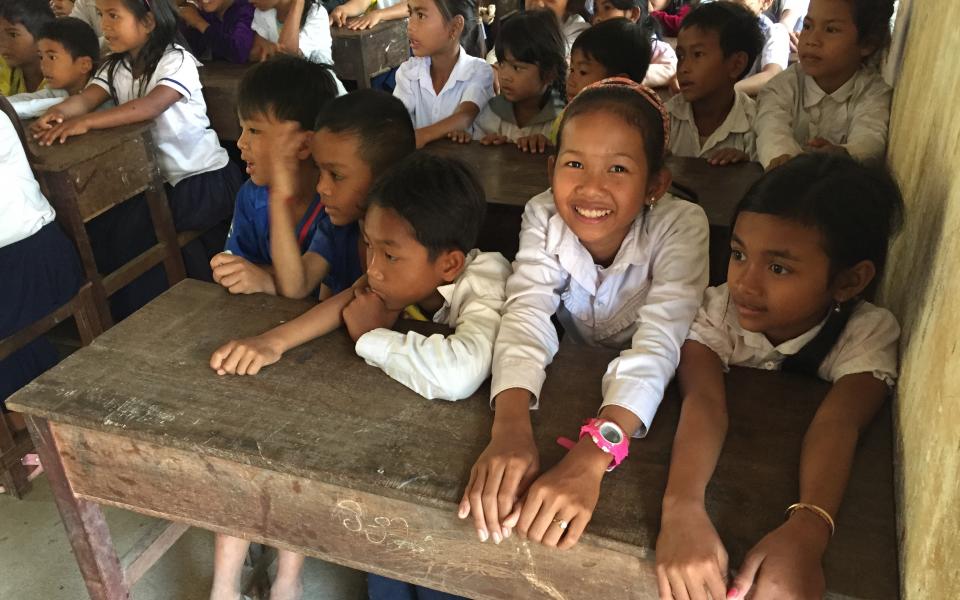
[600, 379, 663, 438]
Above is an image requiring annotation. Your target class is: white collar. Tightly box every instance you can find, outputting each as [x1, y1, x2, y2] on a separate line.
[802, 68, 859, 108]
[435, 248, 479, 305]
[417, 46, 471, 97]
[726, 297, 829, 356]
[670, 91, 752, 136]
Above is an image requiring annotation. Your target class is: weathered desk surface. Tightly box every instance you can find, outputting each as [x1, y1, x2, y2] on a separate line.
[9, 280, 897, 599]
[331, 19, 410, 89]
[199, 62, 247, 142]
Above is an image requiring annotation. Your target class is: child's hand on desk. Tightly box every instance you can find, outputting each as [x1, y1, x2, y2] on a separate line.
[655, 501, 729, 600]
[805, 137, 849, 156]
[35, 116, 91, 145]
[707, 147, 749, 166]
[516, 134, 549, 154]
[728, 513, 829, 600]
[250, 35, 280, 62]
[211, 252, 276, 295]
[766, 154, 794, 171]
[342, 287, 401, 342]
[479, 133, 509, 146]
[447, 130, 473, 144]
[459, 400, 539, 545]
[347, 11, 383, 30]
[508, 437, 606, 549]
[210, 334, 284, 376]
[31, 110, 66, 134]
[329, 5, 351, 27]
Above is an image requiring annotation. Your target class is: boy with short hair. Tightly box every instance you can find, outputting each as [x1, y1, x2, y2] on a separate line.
[270, 87, 417, 299]
[731, 0, 790, 96]
[8, 17, 99, 118]
[0, 0, 55, 95]
[668, 1, 765, 164]
[210, 152, 511, 403]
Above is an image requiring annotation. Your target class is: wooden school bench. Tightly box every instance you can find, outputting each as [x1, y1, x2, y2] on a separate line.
[332, 19, 410, 88]
[8, 280, 898, 599]
[25, 121, 188, 330]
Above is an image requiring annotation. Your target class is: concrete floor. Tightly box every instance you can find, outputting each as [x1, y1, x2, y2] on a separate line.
[0, 476, 366, 600]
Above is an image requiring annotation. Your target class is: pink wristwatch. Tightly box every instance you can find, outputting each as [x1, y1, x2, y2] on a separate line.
[557, 418, 630, 472]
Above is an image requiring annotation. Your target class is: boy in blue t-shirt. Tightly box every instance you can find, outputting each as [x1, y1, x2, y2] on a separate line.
[212, 55, 339, 297]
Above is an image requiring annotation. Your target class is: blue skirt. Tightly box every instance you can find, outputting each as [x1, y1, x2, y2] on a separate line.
[367, 573, 466, 600]
[1, 222, 83, 408]
[86, 162, 242, 321]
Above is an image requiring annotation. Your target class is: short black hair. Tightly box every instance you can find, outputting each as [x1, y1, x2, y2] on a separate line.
[37, 17, 99, 63]
[313, 89, 416, 176]
[681, 1, 764, 80]
[734, 153, 904, 296]
[557, 82, 668, 174]
[846, 0, 895, 59]
[0, 0, 54, 38]
[495, 9, 566, 98]
[366, 153, 486, 259]
[571, 18, 652, 85]
[237, 54, 340, 131]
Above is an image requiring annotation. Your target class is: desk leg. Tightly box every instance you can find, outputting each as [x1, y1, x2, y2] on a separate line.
[26, 416, 129, 600]
[142, 140, 187, 287]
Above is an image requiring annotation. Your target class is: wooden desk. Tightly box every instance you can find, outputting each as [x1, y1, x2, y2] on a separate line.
[9, 280, 898, 600]
[199, 62, 248, 142]
[26, 122, 187, 328]
[331, 19, 410, 88]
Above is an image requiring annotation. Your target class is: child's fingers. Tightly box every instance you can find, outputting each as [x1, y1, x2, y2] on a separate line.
[236, 351, 256, 376]
[496, 466, 525, 527]
[210, 341, 236, 370]
[247, 356, 264, 376]
[524, 497, 557, 543]
[466, 466, 491, 541]
[541, 507, 576, 548]
[502, 501, 521, 528]
[729, 549, 765, 600]
[656, 566, 675, 600]
[480, 465, 507, 543]
[458, 465, 479, 519]
[535, 136, 547, 153]
[219, 345, 247, 375]
[704, 567, 728, 600]
[666, 572, 693, 600]
[515, 490, 543, 539]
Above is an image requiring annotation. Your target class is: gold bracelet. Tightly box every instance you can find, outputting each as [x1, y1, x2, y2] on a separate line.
[785, 502, 835, 537]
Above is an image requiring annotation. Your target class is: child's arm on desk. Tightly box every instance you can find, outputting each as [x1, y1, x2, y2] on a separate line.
[655, 340, 730, 600]
[210, 277, 365, 375]
[728, 373, 887, 600]
[33, 85, 181, 146]
[30, 85, 109, 134]
[415, 102, 482, 148]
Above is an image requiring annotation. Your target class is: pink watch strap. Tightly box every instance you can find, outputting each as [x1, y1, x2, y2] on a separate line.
[556, 418, 629, 472]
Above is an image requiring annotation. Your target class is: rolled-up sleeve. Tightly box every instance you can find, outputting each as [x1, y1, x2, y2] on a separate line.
[756, 68, 804, 167]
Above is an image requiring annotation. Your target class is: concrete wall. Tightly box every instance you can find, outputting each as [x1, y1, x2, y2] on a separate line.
[880, 0, 960, 597]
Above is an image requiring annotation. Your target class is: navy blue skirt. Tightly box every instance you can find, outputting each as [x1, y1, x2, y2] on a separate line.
[86, 162, 242, 321]
[367, 574, 466, 600]
[1, 222, 83, 408]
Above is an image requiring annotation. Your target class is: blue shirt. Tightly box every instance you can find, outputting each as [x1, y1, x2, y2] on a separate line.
[224, 180, 324, 264]
[307, 209, 362, 295]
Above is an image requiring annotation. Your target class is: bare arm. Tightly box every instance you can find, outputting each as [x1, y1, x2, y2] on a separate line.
[734, 63, 783, 97]
[415, 101, 481, 148]
[278, 0, 305, 53]
[31, 84, 109, 131]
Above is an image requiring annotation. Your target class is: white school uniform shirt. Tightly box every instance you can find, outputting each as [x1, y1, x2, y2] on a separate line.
[667, 90, 757, 160]
[90, 45, 229, 186]
[491, 190, 710, 435]
[0, 113, 55, 249]
[252, 4, 333, 64]
[7, 88, 68, 119]
[644, 39, 678, 88]
[746, 14, 790, 76]
[755, 63, 892, 168]
[355, 250, 511, 401]
[562, 14, 590, 58]
[688, 284, 900, 385]
[70, 0, 101, 37]
[472, 91, 564, 141]
[393, 46, 494, 129]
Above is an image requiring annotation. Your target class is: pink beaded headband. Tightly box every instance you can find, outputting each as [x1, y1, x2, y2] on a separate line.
[568, 77, 671, 155]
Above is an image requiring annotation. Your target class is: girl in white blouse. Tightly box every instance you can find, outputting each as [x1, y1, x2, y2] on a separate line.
[392, 0, 494, 147]
[656, 153, 903, 600]
[250, 0, 333, 64]
[459, 78, 710, 549]
[756, 0, 895, 169]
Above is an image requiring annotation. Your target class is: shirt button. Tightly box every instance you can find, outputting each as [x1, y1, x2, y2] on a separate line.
[764, 361, 776, 370]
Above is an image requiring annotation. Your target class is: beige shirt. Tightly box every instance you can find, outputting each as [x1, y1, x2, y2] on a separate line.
[667, 91, 757, 160]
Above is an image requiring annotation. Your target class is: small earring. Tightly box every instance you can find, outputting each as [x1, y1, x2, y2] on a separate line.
[833, 302, 842, 313]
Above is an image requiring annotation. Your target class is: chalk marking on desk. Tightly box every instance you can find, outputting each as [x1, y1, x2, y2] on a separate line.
[397, 475, 429, 489]
[521, 572, 568, 600]
[334, 499, 437, 554]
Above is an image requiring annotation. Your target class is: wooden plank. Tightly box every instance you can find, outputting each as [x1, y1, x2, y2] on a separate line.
[25, 416, 128, 600]
[25, 122, 153, 172]
[120, 521, 190, 586]
[331, 20, 410, 86]
[199, 62, 247, 142]
[7, 280, 899, 599]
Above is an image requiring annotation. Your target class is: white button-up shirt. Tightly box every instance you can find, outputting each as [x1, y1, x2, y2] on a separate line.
[755, 63, 892, 167]
[491, 190, 709, 435]
[1, 112, 55, 249]
[252, 4, 333, 65]
[688, 284, 900, 385]
[667, 90, 757, 160]
[89, 45, 229, 186]
[747, 14, 790, 76]
[355, 250, 511, 401]
[393, 45, 495, 129]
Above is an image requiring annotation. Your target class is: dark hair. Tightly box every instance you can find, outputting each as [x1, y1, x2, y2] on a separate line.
[297, 0, 320, 28]
[557, 82, 667, 173]
[367, 153, 486, 259]
[37, 17, 100, 64]
[680, 1, 763, 80]
[845, 0, 895, 59]
[733, 153, 903, 295]
[571, 18, 652, 85]
[0, 0, 54, 37]
[98, 0, 187, 100]
[430, 0, 475, 26]
[238, 55, 339, 130]
[313, 89, 416, 176]
[598, 0, 662, 38]
[495, 10, 566, 101]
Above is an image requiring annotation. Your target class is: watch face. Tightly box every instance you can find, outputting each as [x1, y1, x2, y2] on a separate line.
[599, 422, 623, 445]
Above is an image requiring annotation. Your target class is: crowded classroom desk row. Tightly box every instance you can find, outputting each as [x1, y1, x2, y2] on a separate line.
[7, 279, 899, 600]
